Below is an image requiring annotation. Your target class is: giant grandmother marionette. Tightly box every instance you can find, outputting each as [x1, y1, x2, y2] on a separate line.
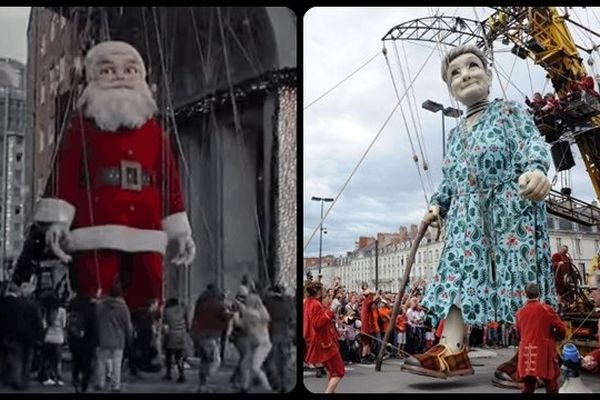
[33, 41, 196, 312]
[400, 44, 557, 388]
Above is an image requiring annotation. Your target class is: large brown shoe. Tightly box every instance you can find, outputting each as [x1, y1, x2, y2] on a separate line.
[401, 343, 474, 379]
[492, 351, 544, 389]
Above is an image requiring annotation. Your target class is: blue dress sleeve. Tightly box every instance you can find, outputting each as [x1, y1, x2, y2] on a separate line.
[505, 100, 551, 175]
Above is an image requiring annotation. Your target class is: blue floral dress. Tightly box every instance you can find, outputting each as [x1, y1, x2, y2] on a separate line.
[422, 99, 558, 325]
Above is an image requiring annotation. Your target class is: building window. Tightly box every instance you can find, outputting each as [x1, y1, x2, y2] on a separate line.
[41, 34, 47, 56]
[15, 152, 22, 162]
[575, 239, 581, 256]
[596, 240, 600, 252]
[580, 263, 587, 280]
[40, 84, 46, 105]
[59, 55, 66, 83]
[38, 128, 45, 153]
[50, 15, 56, 42]
[556, 238, 562, 249]
[60, 15, 67, 29]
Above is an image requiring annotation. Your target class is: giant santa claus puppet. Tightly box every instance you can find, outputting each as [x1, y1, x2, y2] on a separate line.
[32, 41, 196, 312]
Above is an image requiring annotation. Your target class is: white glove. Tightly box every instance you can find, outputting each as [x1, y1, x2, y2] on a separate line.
[422, 205, 440, 224]
[45, 223, 73, 263]
[518, 169, 551, 201]
[170, 235, 196, 266]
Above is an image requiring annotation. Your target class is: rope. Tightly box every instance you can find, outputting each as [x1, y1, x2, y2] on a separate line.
[472, 7, 509, 101]
[304, 51, 381, 110]
[382, 45, 429, 207]
[304, 43, 439, 251]
[215, 7, 270, 286]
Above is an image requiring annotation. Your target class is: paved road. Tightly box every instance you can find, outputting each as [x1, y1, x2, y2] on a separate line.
[1, 352, 297, 393]
[304, 346, 600, 393]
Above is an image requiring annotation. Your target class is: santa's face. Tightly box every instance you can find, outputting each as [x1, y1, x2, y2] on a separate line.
[447, 53, 492, 107]
[78, 46, 157, 132]
[94, 52, 144, 91]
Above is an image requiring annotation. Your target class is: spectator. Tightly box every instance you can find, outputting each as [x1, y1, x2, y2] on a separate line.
[263, 284, 295, 392]
[359, 288, 378, 363]
[162, 298, 189, 383]
[395, 308, 408, 358]
[95, 282, 134, 392]
[67, 292, 98, 393]
[406, 298, 426, 354]
[3, 282, 44, 390]
[581, 271, 600, 374]
[41, 293, 67, 387]
[303, 280, 345, 393]
[191, 284, 232, 393]
[233, 291, 272, 392]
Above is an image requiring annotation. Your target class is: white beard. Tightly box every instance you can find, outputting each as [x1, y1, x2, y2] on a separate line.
[77, 81, 158, 132]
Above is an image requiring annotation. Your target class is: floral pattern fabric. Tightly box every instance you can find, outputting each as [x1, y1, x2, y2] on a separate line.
[422, 99, 558, 325]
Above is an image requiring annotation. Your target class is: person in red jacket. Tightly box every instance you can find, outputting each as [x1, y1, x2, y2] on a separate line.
[582, 271, 600, 373]
[359, 288, 378, 362]
[515, 283, 566, 394]
[303, 281, 345, 393]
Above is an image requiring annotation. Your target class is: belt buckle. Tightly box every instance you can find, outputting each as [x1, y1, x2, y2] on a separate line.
[120, 160, 143, 191]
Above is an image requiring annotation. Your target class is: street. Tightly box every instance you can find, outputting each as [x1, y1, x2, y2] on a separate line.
[304, 347, 600, 393]
[0, 351, 297, 393]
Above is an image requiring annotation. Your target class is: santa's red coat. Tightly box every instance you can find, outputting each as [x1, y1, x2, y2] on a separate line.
[35, 113, 190, 254]
[303, 297, 340, 364]
[34, 114, 191, 309]
[515, 299, 566, 380]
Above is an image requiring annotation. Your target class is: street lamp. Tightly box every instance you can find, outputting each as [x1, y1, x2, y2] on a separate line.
[422, 100, 463, 158]
[311, 196, 334, 274]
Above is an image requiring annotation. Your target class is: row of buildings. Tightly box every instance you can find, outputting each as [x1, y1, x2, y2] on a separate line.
[306, 215, 600, 293]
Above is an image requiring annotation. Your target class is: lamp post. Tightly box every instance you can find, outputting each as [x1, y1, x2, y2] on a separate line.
[422, 100, 463, 158]
[311, 196, 334, 275]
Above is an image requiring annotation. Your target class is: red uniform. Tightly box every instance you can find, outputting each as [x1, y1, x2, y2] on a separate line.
[551, 251, 572, 296]
[303, 297, 345, 377]
[34, 114, 190, 310]
[515, 299, 566, 393]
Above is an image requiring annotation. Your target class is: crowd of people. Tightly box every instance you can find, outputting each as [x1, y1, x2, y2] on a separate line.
[524, 73, 600, 118]
[0, 276, 296, 393]
[303, 276, 520, 374]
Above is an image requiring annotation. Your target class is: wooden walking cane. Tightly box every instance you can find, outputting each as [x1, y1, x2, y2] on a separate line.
[375, 220, 431, 371]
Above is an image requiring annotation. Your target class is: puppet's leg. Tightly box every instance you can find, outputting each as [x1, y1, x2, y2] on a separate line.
[74, 250, 120, 297]
[402, 306, 473, 379]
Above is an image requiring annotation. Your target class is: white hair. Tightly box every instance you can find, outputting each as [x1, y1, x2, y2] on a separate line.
[77, 80, 157, 132]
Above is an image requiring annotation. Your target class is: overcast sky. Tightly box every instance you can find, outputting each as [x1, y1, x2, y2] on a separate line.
[304, 7, 600, 258]
[0, 7, 30, 63]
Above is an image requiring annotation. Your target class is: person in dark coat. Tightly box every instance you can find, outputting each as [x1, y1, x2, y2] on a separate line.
[263, 284, 295, 392]
[3, 282, 44, 390]
[67, 293, 98, 392]
[161, 298, 189, 382]
[191, 284, 232, 393]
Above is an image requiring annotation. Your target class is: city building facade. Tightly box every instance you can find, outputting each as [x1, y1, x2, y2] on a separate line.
[309, 216, 600, 293]
[0, 57, 27, 280]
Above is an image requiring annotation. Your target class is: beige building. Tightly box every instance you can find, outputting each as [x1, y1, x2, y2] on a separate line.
[310, 216, 600, 292]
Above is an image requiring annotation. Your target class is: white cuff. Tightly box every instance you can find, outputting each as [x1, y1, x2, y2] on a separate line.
[70, 225, 167, 254]
[162, 212, 192, 240]
[33, 198, 75, 226]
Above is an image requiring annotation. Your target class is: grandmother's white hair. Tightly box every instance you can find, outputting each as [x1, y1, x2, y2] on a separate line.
[441, 44, 490, 84]
[84, 40, 147, 82]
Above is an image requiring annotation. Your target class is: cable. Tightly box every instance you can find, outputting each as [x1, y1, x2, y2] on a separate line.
[304, 44, 439, 251]
[304, 51, 381, 111]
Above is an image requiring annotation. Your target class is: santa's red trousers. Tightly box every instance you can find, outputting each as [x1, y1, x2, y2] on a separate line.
[74, 249, 163, 311]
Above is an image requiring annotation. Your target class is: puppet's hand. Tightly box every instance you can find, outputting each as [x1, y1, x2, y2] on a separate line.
[171, 235, 196, 266]
[45, 223, 73, 263]
[422, 205, 440, 225]
[518, 170, 551, 201]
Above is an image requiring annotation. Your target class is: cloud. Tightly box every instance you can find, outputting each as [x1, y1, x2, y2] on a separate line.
[0, 7, 31, 63]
